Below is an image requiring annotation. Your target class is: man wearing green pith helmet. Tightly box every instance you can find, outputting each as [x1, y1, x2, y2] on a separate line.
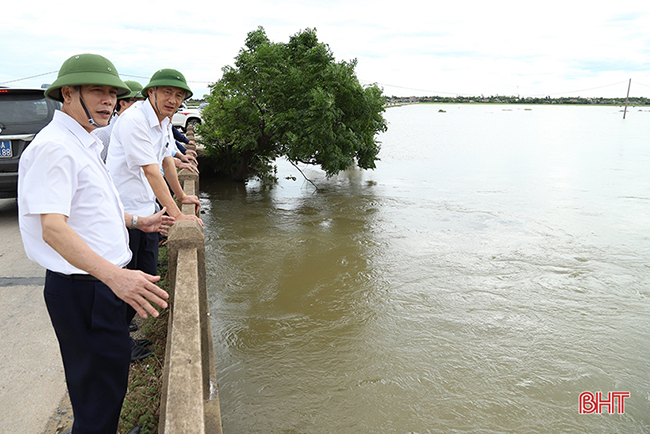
[17, 53, 173, 433]
[106, 68, 203, 336]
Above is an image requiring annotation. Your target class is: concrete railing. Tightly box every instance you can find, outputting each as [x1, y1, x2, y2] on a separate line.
[159, 126, 223, 433]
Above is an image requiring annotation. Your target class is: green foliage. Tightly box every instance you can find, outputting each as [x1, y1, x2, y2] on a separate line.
[199, 26, 387, 181]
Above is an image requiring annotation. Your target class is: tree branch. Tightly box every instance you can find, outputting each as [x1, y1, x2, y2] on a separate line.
[288, 160, 318, 192]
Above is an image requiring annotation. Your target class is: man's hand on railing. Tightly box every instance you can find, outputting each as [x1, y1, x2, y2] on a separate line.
[177, 212, 204, 226]
[176, 160, 200, 174]
[177, 194, 203, 225]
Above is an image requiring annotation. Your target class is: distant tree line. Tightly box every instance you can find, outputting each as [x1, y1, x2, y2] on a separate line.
[386, 95, 650, 106]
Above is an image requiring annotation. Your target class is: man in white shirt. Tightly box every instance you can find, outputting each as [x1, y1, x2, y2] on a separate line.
[18, 53, 173, 434]
[95, 79, 144, 162]
[106, 68, 202, 286]
[168, 115, 199, 174]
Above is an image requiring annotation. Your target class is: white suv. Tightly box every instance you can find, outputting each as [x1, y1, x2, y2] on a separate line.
[172, 103, 202, 132]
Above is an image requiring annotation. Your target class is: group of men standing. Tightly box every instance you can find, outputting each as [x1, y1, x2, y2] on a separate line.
[17, 53, 203, 433]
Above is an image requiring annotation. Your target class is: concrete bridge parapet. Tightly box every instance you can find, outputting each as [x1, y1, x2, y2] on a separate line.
[159, 131, 222, 433]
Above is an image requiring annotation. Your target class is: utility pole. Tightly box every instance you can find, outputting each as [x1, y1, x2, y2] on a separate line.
[623, 78, 631, 119]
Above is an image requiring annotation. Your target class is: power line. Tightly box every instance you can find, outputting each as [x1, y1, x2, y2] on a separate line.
[121, 74, 212, 85]
[361, 78, 634, 98]
[120, 73, 150, 80]
[1, 70, 212, 87]
[359, 80, 464, 95]
[2, 70, 640, 97]
[0, 70, 58, 85]
[529, 80, 630, 97]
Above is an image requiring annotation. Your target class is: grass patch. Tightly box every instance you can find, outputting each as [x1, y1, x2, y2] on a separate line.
[117, 245, 170, 434]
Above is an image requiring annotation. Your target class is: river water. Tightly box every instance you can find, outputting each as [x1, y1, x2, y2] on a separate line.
[201, 104, 650, 433]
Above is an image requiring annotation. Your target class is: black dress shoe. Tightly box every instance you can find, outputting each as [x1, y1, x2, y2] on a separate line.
[126, 426, 141, 434]
[131, 343, 153, 362]
[129, 320, 138, 332]
[134, 338, 153, 347]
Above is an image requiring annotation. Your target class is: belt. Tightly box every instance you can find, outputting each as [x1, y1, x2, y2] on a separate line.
[48, 270, 101, 282]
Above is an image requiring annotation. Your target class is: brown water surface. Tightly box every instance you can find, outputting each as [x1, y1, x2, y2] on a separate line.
[203, 104, 650, 433]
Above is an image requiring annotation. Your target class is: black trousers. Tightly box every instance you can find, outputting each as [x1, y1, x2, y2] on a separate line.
[126, 227, 158, 276]
[125, 228, 159, 324]
[44, 270, 130, 434]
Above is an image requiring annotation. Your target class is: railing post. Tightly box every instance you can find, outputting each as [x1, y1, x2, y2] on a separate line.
[161, 243, 204, 433]
[159, 150, 222, 433]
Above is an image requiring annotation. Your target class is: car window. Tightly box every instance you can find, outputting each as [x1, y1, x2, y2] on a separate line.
[0, 90, 58, 134]
[0, 95, 50, 123]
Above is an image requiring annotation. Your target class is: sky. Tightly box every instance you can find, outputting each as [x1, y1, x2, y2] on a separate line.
[3, 0, 650, 99]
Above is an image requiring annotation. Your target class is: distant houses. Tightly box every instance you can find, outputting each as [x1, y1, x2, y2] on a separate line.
[384, 95, 650, 106]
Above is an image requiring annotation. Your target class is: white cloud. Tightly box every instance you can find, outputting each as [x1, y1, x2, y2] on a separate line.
[3, 0, 650, 98]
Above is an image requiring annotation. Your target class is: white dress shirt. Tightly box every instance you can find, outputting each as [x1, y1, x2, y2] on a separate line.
[106, 100, 174, 216]
[18, 110, 132, 274]
[95, 112, 119, 163]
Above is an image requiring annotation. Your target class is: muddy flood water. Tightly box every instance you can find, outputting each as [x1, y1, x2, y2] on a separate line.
[200, 104, 650, 433]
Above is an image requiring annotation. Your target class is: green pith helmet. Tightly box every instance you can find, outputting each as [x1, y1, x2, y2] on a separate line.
[45, 53, 131, 102]
[120, 80, 144, 100]
[141, 68, 193, 100]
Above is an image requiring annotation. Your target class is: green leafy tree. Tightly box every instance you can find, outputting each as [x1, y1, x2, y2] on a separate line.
[199, 26, 387, 181]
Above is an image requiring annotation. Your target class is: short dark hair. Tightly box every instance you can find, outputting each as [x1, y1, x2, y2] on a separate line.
[116, 98, 134, 114]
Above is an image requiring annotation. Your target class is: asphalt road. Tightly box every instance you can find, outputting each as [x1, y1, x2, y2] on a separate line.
[0, 197, 66, 433]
